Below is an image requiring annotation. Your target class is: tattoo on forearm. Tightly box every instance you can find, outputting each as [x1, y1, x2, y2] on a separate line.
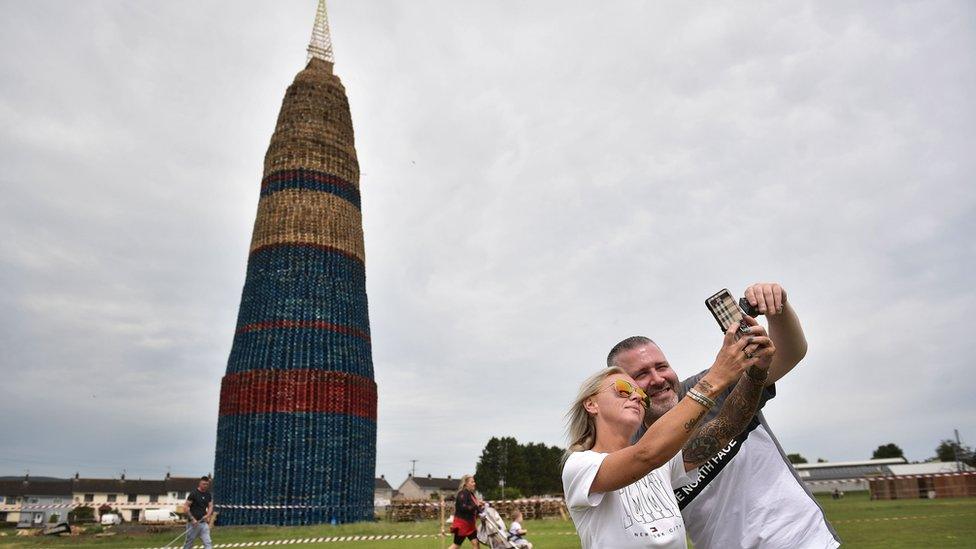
[683, 373, 765, 467]
[697, 379, 715, 396]
[683, 408, 707, 432]
[747, 365, 768, 383]
[684, 434, 720, 463]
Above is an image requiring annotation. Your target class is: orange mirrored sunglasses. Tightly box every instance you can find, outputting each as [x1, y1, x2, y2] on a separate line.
[613, 379, 649, 408]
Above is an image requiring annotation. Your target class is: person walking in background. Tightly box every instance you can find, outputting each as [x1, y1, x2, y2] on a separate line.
[449, 475, 483, 548]
[507, 509, 533, 549]
[183, 476, 214, 549]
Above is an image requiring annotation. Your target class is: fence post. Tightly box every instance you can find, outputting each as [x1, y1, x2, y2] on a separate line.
[439, 495, 446, 548]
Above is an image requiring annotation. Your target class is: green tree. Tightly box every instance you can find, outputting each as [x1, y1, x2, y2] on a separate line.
[521, 442, 564, 496]
[935, 439, 975, 465]
[475, 437, 566, 498]
[787, 453, 808, 464]
[68, 505, 95, 523]
[475, 437, 525, 497]
[872, 443, 905, 460]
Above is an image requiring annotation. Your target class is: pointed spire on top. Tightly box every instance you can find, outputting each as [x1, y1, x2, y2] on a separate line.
[307, 0, 335, 65]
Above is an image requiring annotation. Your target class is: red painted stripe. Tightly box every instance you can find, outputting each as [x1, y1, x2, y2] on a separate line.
[250, 242, 364, 264]
[236, 319, 370, 341]
[218, 370, 377, 419]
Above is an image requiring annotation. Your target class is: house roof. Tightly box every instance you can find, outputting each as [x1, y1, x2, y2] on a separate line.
[0, 477, 203, 497]
[888, 462, 975, 476]
[793, 458, 907, 470]
[406, 475, 458, 490]
[375, 477, 392, 490]
[0, 479, 73, 497]
[797, 464, 895, 481]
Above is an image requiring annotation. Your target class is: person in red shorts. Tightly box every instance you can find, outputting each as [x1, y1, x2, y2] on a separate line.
[449, 475, 483, 548]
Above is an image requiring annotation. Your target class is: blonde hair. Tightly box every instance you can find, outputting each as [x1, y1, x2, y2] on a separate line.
[563, 366, 625, 463]
[457, 474, 475, 495]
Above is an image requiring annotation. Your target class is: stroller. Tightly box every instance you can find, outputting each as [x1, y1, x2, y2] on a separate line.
[476, 503, 516, 549]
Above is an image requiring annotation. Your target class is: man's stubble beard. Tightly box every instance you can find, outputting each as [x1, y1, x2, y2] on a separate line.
[643, 380, 681, 426]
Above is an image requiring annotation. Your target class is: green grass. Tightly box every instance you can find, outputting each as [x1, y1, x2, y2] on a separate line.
[2, 494, 974, 548]
[816, 491, 976, 548]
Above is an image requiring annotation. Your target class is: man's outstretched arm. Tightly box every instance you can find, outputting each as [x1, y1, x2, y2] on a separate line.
[682, 364, 768, 469]
[682, 316, 774, 471]
[743, 283, 807, 385]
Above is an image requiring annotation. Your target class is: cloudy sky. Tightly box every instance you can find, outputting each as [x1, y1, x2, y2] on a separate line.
[1, 1, 973, 489]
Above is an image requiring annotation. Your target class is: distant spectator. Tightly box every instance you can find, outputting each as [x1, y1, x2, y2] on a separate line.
[507, 510, 533, 549]
[184, 476, 214, 549]
[449, 475, 483, 548]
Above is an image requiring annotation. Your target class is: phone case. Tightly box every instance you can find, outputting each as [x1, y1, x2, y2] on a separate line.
[706, 288, 744, 333]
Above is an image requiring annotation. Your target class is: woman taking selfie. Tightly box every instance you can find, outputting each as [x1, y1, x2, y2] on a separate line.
[562, 322, 773, 548]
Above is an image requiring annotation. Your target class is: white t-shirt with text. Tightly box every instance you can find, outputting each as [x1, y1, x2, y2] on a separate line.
[562, 449, 699, 549]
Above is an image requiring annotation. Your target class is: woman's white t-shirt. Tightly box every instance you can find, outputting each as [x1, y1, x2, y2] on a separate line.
[562, 450, 699, 549]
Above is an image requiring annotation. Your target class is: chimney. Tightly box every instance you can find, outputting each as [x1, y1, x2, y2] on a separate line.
[120, 473, 125, 481]
[380, 474, 385, 479]
[74, 472, 80, 480]
[427, 473, 431, 479]
[447, 475, 452, 480]
[165, 472, 171, 480]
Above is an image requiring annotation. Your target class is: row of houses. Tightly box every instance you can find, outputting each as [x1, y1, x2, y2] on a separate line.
[1, 473, 464, 527]
[0, 474, 200, 527]
[373, 474, 470, 506]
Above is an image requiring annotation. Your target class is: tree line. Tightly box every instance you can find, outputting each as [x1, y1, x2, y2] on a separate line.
[474, 437, 564, 499]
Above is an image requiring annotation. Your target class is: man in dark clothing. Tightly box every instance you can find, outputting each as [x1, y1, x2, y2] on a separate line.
[183, 476, 214, 549]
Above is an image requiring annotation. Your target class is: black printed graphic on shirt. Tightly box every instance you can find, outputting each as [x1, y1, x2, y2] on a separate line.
[618, 471, 679, 529]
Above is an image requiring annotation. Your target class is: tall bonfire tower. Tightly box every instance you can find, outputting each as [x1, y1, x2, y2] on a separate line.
[213, 0, 377, 525]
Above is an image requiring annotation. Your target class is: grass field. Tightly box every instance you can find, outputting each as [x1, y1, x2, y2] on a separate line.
[3, 492, 974, 548]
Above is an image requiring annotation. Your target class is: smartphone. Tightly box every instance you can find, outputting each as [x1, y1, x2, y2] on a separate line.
[706, 289, 744, 333]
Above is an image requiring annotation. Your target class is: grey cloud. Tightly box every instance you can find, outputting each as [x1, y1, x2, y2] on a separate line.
[1, 1, 973, 487]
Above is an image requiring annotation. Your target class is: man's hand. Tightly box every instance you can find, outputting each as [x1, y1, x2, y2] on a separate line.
[739, 315, 775, 375]
[705, 318, 772, 390]
[742, 282, 806, 385]
[744, 283, 786, 316]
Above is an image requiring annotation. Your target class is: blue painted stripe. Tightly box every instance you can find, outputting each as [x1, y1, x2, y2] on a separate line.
[213, 412, 376, 525]
[260, 169, 361, 209]
[233, 244, 371, 334]
[226, 327, 373, 378]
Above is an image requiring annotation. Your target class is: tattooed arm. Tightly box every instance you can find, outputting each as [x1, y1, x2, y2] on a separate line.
[683, 316, 776, 471]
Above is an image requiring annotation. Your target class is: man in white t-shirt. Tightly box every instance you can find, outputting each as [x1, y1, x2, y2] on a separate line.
[609, 283, 840, 548]
[564, 449, 699, 549]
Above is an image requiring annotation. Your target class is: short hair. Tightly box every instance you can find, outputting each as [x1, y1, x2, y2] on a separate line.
[606, 336, 656, 368]
[200, 476, 211, 482]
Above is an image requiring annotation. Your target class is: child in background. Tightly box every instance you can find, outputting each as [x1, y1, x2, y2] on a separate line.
[507, 510, 532, 549]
